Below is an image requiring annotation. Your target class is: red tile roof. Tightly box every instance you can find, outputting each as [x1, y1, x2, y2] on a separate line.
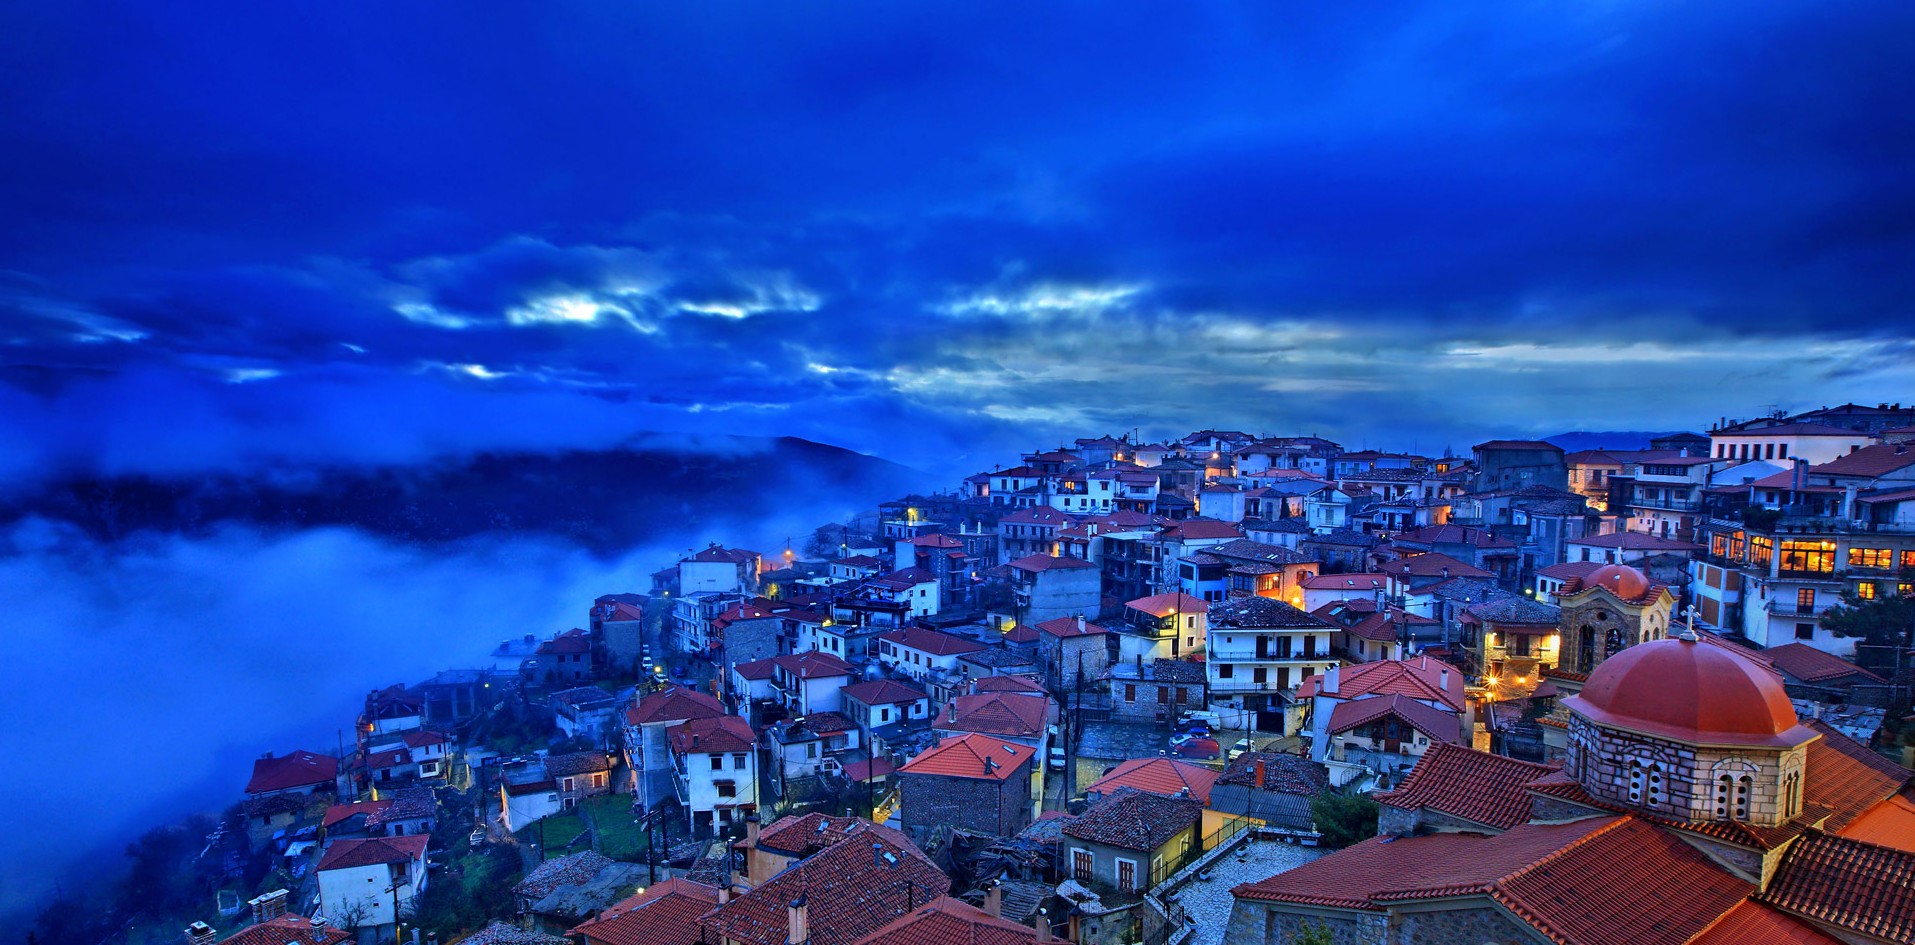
[1536, 560, 1605, 581]
[1086, 758, 1219, 804]
[731, 656, 779, 680]
[246, 750, 339, 794]
[1033, 616, 1106, 638]
[1300, 573, 1387, 591]
[1007, 554, 1097, 572]
[669, 715, 756, 755]
[845, 757, 898, 783]
[1392, 524, 1518, 549]
[879, 627, 987, 657]
[1761, 830, 1915, 944]
[571, 879, 720, 945]
[1802, 720, 1912, 832]
[688, 545, 758, 563]
[1325, 694, 1465, 744]
[842, 678, 930, 706]
[318, 834, 428, 871]
[935, 692, 1049, 738]
[771, 649, 857, 679]
[626, 685, 725, 726]
[1811, 443, 1915, 478]
[1124, 591, 1210, 618]
[220, 915, 352, 945]
[1566, 531, 1702, 552]
[1374, 741, 1558, 830]
[1380, 552, 1493, 579]
[702, 820, 948, 945]
[1686, 901, 1844, 945]
[1297, 656, 1466, 711]
[538, 628, 591, 655]
[1001, 623, 1039, 644]
[1159, 518, 1245, 541]
[1762, 643, 1883, 684]
[322, 799, 392, 829]
[1237, 816, 1750, 945]
[901, 733, 1035, 782]
[1836, 795, 1915, 853]
[851, 896, 1037, 945]
[970, 675, 1046, 694]
[911, 533, 967, 549]
[1063, 787, 1204, 852]
[1311, 599, 1434, 643]
[999, 507, 1076, 527]
[1215, 752, 1329, 797]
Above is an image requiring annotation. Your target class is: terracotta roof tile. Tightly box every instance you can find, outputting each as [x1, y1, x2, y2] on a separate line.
[1686, 901, 1844, 945]
[901, 734, 1035, 781]
[935, 692, 1049, 738]
[1007, 554, 1097, 572]
[1215, 752, 1328, 797]
[1062, 788, 1204, 852]
[220, 915, 351, 945]
[1297, 656, 1466, 711]
[1836, 795, 1915, 853]
[1762, 644, 1883, 684]
[1761, 830, 1915, 944]
[703, 820, 948, 945]
[571, 879, 719, 945]
[1124, 592, 1209, 618]
[1380, 552, 1493, 580]
[318, 834, 427, 871]
[627, 685, 726, 726]
[669, 716, 756, 755]
[1375, 741, 1559, 831]
[851, 897, 1038, 945]
[842, 678, 930, 706]
[1033, 616, 1106, 638]
[970, 675, 1046, 694]
[1325, 695, 1465, 744]
[246, 750, 338, 794]
[879, 627, 987, 657]
[770, 650, 857, 679]
[1085, 758, 1219, 803]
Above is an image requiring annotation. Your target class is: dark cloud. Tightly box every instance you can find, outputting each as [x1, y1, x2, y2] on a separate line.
[2, 0, 1912, 479]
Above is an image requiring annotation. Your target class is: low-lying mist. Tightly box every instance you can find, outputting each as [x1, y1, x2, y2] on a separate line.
[0, 512, 828, 918]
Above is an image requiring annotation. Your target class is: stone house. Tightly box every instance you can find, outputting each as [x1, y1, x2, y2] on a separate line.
[1207, 752, 1329, 834]
[1061, 788, 1205, 896]
[898, 733, 1036, 841]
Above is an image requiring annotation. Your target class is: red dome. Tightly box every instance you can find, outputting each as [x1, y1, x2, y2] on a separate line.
[1580, 563, 1652, 601]
[1563, 636, 1815, 749]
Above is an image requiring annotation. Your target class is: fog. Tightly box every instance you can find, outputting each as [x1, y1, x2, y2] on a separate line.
[0, 518, 750, 917]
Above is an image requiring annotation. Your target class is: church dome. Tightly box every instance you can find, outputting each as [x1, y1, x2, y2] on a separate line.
[1563, 635, 1816, 749]
[1580, 563, 1652, 601]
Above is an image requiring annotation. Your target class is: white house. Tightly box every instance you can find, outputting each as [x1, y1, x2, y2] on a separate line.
[1709, 421, 1870, 466]
[668, 716, 759, 835]
[317, 835, 428, 934]
[1297, 656, 1468, 787]
[623, 685, 727, 811]
[840, 678, 933, 730]
[770, 650, 856, 716]
[1206, 597, 1341, 732]
[876, 627, 985, 682]
[679, 545, 760, 595]
[863, 568, 941, 618]
[1299, 573, 1388, 612]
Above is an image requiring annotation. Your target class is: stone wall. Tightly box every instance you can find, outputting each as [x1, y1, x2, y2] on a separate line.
[1219, 904, 1386, 945]
[1393, 903, 1546, 944]
[1567, 715, 1798, 827]
[899, 768, 1032, 840]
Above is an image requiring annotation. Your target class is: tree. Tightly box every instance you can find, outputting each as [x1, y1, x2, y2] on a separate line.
[1309, 791, 1380, 849]
[1290, 919, 1336, 945]
[1820, 592, 1915, 677]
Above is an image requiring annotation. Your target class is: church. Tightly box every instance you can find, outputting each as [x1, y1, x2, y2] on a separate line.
[1224, 629, 1915, 945]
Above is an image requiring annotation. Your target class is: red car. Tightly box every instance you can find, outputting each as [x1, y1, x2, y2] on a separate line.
[1170, 736, 1221, 759]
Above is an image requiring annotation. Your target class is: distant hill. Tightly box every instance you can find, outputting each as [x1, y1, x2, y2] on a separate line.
[0, 436, 929, 555]
[1543, 431, 1698, 454]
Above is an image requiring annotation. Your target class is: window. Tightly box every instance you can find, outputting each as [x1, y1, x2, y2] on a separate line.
[1218, 664, 1233, 679]
[1117, 858, 1138, 893]
[732, 753, 747, 768]
[880, 707, 891, 722]
[592, 773, 606, 789]
[716, 780, 736, 798]
[1904, 550, 1915, 570]
[1749, 536, 1772, 568]
[1125, 684, 1137, 702]
[806, 743, 818, 759]
[1072, 849, 1093, 882]
[1849, 548, 1893, 569]
[1857, 582, 1877, 601]
[1796, 623, 1815, 641]
[1797, 588, 1816, 612]
[711, 755, 724, 771]
[562, 777, 576, 792]
[1779, 540, 1835, 574]
[1252, 667, 1268, 685]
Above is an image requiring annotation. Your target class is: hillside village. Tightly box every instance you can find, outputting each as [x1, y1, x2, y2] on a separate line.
[203, 404, 1915, 945]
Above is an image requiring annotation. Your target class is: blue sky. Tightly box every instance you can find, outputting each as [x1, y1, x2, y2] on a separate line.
[4, 0, 1913, 475]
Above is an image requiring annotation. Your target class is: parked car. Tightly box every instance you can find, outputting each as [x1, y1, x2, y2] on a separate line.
[1227, 738, 1256, 761]
[1048, 744, 1066, 770]
[1174, 718, 1213, 738]
[1180, 710, 1223, 729]
[1171, 736, 1221, 760]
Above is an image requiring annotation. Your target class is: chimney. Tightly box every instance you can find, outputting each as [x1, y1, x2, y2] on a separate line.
[1324, 666, 1339, 695]
[787, 894, 808, 945]
[184, 924, 216, 945]
[984, 880, 1004, 918]
[718, 881, 734, 905]
[249, 889, 289, 923]
[1076, 615, 1085, 634]
[1440, 566, 1450, 579]
[1439, 669, 1450, 692]
[1254, 757, 1267, 790]
[1033, 908, 1054, 943]
[745, 813, 761, 847]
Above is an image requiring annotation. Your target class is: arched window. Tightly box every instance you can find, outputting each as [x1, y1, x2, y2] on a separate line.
[1735, 775, 1752, 820]
[1714, 774, 1733, 820]
[1782, 771, 1801, 819]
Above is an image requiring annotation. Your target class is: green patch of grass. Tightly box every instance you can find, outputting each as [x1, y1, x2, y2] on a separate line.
[519, 812, 589, 854]
[582, 795, 648, 861]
